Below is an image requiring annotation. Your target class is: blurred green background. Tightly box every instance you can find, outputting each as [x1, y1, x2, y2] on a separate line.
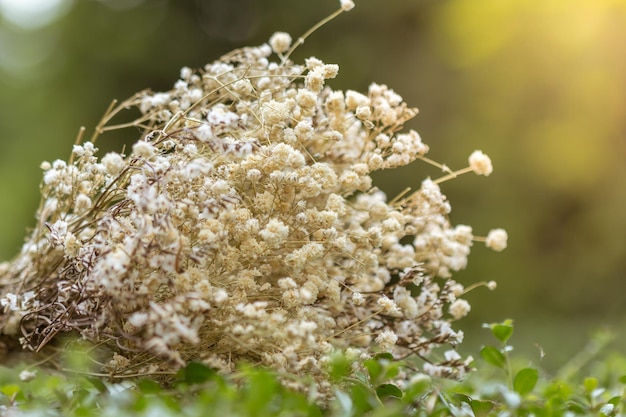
[1, 0, 625, 367]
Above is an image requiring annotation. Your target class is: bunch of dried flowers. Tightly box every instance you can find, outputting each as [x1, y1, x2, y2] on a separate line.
[0, 0, 506, 396]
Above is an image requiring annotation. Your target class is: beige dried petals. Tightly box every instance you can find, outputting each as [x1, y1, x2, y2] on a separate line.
[269, 32, 292, 54]
[486, 228, 508, 251]
[449, 299, 471, 319]
[340, 0, 355, 12]
[468, 150, 493, 176]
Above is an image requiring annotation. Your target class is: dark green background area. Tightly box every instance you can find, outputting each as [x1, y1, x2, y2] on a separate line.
[1, 0, 625, 366]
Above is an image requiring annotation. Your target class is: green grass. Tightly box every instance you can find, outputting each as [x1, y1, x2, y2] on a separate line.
[1, 321, 624, 416]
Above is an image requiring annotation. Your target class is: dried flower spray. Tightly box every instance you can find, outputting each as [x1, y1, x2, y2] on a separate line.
[0, 1, 505, 398]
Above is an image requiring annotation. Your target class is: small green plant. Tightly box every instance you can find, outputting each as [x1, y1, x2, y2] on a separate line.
[2, 321, 623, 415]
[454, 321, 625, 417]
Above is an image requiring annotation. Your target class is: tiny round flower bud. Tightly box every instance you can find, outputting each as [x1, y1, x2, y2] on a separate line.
[19, 369, 37, 382]
[351, 292, 365, 306]
[340, 0, 355, 12]
[375, 330, 398, 351]
[180, 66, 192, 80]
[449, 299, 471, 319]
[355, 105, 371, 120]
[468, 150, 493, 176]
[132, 141, 155, 159]
[322, 64, 339, 79]
[305, 68, 325, 92]
[486, 228, 508, 251]
[99, 152, 124, 176]
[269, 32, 292, 54]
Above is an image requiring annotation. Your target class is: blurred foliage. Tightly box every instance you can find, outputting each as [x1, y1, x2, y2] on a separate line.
[1, 0, 625, 364]
[1, 321, 625, 416]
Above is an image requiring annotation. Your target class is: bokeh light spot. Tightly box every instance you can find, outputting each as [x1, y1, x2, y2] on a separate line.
[0, 0, 72, 29]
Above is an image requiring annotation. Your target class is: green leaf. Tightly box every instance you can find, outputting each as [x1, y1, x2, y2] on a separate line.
[137, 379, 162, 394]
[403, 376, 431, 402]
[334, 389, 353, 416]
[608, 396, 622, 406]
[382, 362, 401, 381]
[470, 399, 495, 417]
[600, 403, 616, 416]
[364, 358, 383, 383]
[566, 399, 587, 414]
[350, 383, 375, 414]
[583, 377, 598, 393]
[374, 352, 394, 361]
[480, 345, 506, 368]
[0, 384, 20, 397]
[86, 376, 108, 393]
[454, 393, 472, 404]
[242, 370, 279, 413]
[327, 353, 352, 382]
[71, 388, 92, 406]
[178, 361, 214, 384]
[74, 405, 98, 417]
[514, 368, 539, 395]
[376, 383, 403, 400]
[619, 375, 626, 384]
[491, 320, 514, 343]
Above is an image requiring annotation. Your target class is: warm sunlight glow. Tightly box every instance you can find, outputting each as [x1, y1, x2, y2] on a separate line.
[0, 0, 72, 29]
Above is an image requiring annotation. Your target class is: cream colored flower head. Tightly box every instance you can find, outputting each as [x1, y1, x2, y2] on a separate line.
[486, 228, 508, 251]
[469, 150, 493, 176]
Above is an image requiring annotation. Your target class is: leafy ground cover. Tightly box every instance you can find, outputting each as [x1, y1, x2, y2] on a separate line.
[2, 321, 624, 416]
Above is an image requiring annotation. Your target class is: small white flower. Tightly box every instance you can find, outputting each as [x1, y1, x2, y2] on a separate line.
[102, 152, 126, 176]
[0, 293, 18, 310]
[72, 144, 85, 157]
[259, 218, 289, 247]
[213, 289, 228, 304]
[468, 150, 493, 176]
[501, 388, 521, 409]
[599, 404, 615, 415]
[128, 312, 149, 328]
[305, 67, 325, 92]
[449, 299, 471, 319]
[345, 90, 369, 109]
[444, 349, 461, 361]
[486, 228, 508, 251]
[75, 193, 92, 213]
[180, 66, 192, 80]
[19, 369, 37, 382]
[377, 295, 400, 315]
[375, 330, 398, 351]
[340, 0, 355, 12]
[269, 32, 292, 54]
[63, 233, 81, 258]
[351, 292, 365, 306]
[355, 105, 371, 120]
[132, 141, 155, 159]
[278, 277, 297, 290]
[261, 100, 290, 125]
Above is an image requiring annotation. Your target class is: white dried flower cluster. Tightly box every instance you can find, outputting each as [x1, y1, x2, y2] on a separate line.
[0, 2, 505, 393]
